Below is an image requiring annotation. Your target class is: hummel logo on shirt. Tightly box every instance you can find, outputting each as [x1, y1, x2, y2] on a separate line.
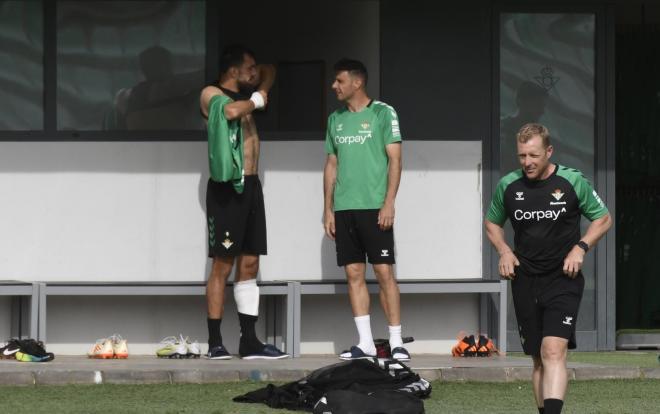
[515, 192, 524, 201]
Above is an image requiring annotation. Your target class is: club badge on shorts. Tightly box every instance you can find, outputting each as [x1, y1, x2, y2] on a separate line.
[222, 232, 233, 249]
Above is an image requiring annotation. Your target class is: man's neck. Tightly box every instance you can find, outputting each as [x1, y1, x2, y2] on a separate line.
[539, 163, 556, 180]
[346, 94, 371, 112]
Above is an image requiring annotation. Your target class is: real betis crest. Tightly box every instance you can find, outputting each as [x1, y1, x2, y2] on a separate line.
[222, 232, 233, 249]
[551, 189, 564, 201]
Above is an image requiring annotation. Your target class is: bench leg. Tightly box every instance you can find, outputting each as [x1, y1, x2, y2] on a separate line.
[288, 282, 300, 358]
[30, 284, 39, 340]
[499, 280, 507, 353]
[38, 283, 47, 343]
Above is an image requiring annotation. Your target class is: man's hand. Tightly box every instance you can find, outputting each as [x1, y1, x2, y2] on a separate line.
[563, 245, 585, 278]
[324, 210, 336, 240]
[499, 251, 520, 280]
[378, 201, 395, 230]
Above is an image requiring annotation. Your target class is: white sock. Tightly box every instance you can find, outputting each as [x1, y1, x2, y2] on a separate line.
[354, 315, 376, 354]
[389, 325, 403, 349]
[234, 279, 259, 316]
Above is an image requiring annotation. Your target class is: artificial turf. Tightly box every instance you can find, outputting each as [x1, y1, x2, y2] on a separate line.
[2, 379, 660, 413]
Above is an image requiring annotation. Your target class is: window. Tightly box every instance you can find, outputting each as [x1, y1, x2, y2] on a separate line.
[0, 1, 44, 130]
[56, 1, 205, 132]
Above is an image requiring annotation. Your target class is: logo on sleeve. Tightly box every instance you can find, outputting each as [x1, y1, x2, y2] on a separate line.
[592, 190, 605, 208]
[562, 316, 573, 326]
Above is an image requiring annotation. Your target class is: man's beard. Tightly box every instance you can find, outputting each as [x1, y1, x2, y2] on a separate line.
[237, 81, 256, 99]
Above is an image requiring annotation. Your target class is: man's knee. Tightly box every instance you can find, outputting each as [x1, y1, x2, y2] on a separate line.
[532, 355, 543, 369]
[237, 255, 259, 279]
[373, 264, 396, 285]
[210, 256, 234, 280]
[345, 263, 366, 281]
[541, 338, 568, 364]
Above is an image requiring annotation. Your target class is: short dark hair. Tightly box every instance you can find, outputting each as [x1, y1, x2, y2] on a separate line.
[219, 44, 255, 74]
[334, 58, 368, 85]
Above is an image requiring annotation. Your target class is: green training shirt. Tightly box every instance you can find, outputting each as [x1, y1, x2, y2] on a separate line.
[486, 164, 609, 274]
[325, 100, 402, 211]
[207, 94, 244, 193]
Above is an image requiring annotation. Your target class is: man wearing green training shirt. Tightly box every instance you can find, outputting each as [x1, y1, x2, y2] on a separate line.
[199, 44, 287, 360]
[323, 59, 408, 361]
[485, 123, 612, 414]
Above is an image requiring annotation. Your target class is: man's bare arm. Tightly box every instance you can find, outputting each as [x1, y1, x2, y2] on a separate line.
[563, 213, 612, 278]
[199, 86, 267, 121]
[485, 219, 520, 279]
[378, 143, 402, 230]
[323, 154, 338, 240]
[257, 64, 276, 94]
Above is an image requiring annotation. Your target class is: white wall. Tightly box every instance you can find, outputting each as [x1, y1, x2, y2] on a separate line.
[0, 141, 481, 282]
[0, 140, 482, 353]
[260, 141, 482, 280]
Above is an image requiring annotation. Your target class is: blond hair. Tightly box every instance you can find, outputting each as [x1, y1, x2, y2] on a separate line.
[516, 123, 550, 148]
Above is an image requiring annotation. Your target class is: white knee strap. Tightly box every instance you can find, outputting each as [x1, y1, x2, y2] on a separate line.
[234, 279, 260, 316]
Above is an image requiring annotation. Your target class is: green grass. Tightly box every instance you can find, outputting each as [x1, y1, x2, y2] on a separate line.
[616, 329, 660, 335]
[508, 351, 660, 367]
[2, 379, 660, 413]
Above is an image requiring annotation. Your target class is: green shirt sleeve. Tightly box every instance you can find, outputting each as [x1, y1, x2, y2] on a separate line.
[325, 113, 336, 155]
[207, 94, 244, 193]
[486, 179, 508, 226]
[574, 174, 609, 221]
[378, 104, 402, 145]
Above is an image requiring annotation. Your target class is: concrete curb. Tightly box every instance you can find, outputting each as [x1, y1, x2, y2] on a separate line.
[2, 366, 659, 386]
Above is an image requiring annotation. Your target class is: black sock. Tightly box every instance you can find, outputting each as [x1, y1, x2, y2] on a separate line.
[207, 318, 223, 348]
[543, 399, 563, 414]
[538, 407, 545, 414]
[238, 313, 264, 355]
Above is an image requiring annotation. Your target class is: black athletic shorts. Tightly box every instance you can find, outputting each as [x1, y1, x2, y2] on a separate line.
[206, 175, 267, 257]
[334, 209, 395, 266]
[511, 267, 585, 356]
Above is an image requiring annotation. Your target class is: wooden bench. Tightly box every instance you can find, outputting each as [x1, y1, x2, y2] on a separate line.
[0, 280, 39, 339]
[289, 278, 507, 357]
[37, 281, 296, 355]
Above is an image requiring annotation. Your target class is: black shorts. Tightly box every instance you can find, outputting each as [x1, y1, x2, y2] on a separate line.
[511, 267, 585, 356]
[206, 175, 267, 257]
[334, 209, 395, 266]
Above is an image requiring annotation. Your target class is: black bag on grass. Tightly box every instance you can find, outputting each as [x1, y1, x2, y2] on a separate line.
[233, 358, 431, 412]
[312, 389, 425, 414]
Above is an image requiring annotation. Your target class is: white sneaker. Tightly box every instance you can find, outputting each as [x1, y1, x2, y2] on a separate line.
[88, 338, 114, 359]
[109, 334, 128, 359]
[181, 335, 201, 359]
[156, 336, 187, 359]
